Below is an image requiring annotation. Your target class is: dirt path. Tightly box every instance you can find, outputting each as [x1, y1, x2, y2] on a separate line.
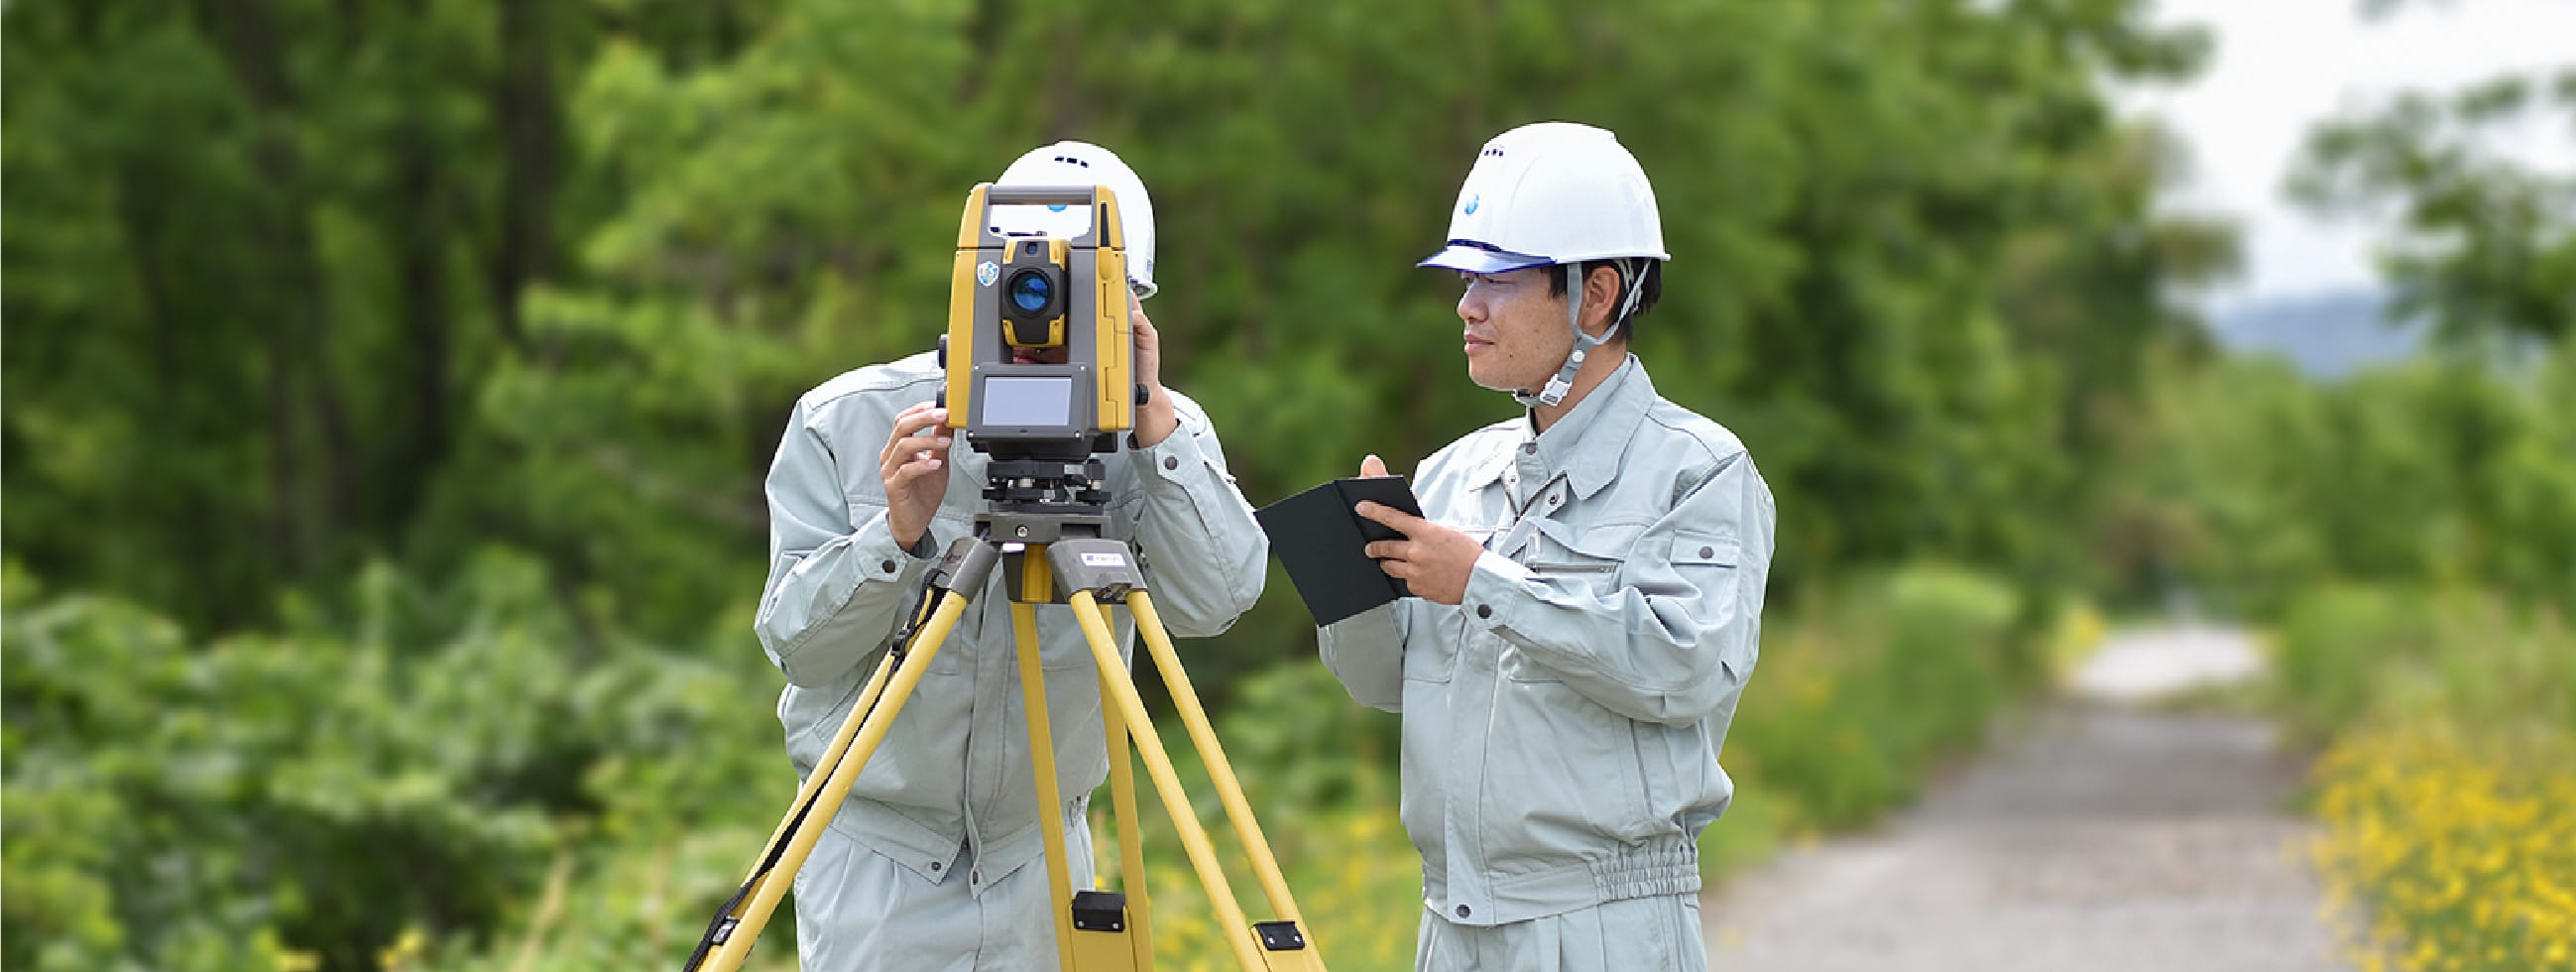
[1700, 625, 2350, 971]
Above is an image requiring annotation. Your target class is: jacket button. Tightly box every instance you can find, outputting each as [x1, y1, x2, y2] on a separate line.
[1163, 456, 1179, 470]
[1700, 546, 1715, 558]
[1456, 905, 1471, 918]
[929, 861, 942, 872]
[1475, 604, 1491, 620]
[1521, 443, 1536, 455]
[879, 559, 897, 573]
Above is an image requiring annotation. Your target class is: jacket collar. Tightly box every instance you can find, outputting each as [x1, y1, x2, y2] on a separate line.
[1473, 354, 1653, 499]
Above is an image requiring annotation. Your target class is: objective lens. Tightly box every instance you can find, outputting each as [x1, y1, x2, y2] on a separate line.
[1007, 270, 1053, 313]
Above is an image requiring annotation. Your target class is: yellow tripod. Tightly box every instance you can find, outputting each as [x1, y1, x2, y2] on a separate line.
[685, 518, 1327, 971]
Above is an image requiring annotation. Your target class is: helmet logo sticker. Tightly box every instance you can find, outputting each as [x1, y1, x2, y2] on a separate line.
[1464, 193, 1480, 215]
[977, 261, 998, 287]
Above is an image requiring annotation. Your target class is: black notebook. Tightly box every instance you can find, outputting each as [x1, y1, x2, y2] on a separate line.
[1254, 475, 1428, 626]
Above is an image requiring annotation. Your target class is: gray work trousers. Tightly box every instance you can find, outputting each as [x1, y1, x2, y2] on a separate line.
[1414, 894, 1706, 972]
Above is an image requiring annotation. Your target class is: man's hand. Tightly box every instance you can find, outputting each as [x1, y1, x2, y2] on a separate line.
[1355, 454, 1481, 605]
[878, 403, 952, 551]
[1131, 296, 1180, 447]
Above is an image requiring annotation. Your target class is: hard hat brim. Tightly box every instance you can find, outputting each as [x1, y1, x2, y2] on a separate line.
[1417, 243, 1554, 275]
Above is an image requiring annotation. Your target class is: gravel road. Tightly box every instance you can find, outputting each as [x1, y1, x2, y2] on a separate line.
[1700, 625, 2351, 971]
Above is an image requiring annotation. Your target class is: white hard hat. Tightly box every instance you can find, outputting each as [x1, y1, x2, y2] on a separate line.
[993, 141, 1159, 300]
[1419, 122, 1668, 274]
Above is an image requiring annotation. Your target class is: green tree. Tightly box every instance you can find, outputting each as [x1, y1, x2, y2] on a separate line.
[0, 1, 762, 637]
[2289, 67, 2576, 347]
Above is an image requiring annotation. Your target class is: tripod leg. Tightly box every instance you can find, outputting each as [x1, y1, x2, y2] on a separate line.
[741, 634, 900, 886]
[1097, 600, 1154, 971]
[1011, 600, 1081, 972]
[689, 591, 972, 972]
[1127, 592, 1310, 930]
[1066, 592, 1273, 972]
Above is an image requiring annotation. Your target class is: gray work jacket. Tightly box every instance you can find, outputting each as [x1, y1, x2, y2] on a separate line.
[756, 350, 1265, 894]
[1319, 355, 1776, 927]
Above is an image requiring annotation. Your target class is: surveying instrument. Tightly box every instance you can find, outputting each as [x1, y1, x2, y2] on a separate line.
[685, 184, 1327, 971]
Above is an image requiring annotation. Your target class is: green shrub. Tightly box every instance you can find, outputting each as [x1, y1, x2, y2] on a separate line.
[2275, 585, 2576, 742]
[0, 554, 792, 972]
[1728, 564, 2030, 830]
[2115, 349, 2576, 620]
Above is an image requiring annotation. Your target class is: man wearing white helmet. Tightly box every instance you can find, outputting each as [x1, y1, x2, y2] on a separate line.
[754, 141, 1265, 970]
[1318, 122, 1777, 970]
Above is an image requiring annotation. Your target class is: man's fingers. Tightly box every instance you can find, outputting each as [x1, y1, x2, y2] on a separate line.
[880, 407, 946, 465]
[889, 402, 935, 431]
[889, 451, 947, 487]
[882, 435, 952, 483]
[1360, 453, 1389, 478]
[1364, 540, 1406, 560]
[1130, 299, 1159, 383]
[890, 406, 950, 440]
[883, 432, 952, 461]
[902, 439, 952, 464]
[1353, 501, 1425, 534]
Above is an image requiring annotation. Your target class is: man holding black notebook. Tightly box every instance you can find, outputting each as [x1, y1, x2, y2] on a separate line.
[1311, 122, 1777, 971]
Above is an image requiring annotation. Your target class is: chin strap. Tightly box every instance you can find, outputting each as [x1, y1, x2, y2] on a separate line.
[1513, 258, 1649, 409]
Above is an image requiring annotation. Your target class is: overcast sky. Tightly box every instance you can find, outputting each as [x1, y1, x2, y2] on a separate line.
[2120, 0, 2576, 307]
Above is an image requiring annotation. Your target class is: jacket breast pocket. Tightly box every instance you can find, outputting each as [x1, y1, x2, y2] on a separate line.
[1524, 520, 1644, 589]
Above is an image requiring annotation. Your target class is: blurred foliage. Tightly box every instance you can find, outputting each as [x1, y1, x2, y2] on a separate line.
[2095, 341, 2576, 619]
[2274, 586, 2574, 745]
[2278, 586, 2576, 970]
[2290, 66, 2576, 347]
[2103, 47, 2576, 625]
[1726, 565, 2039, 829]
[1, 0, 2222, 647]
[0, 554, 802, 971]
[0, 0, 766, 640]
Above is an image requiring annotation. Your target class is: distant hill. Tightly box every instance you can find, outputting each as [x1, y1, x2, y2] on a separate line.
[2202, 289, 2426, 379]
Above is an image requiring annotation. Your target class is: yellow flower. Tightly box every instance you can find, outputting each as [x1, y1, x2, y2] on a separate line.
[2311, 723, 2576, 972]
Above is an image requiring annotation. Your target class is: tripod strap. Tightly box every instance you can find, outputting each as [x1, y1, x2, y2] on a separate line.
[682, 586, 950, 970]
[681, 785, 819, 969]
